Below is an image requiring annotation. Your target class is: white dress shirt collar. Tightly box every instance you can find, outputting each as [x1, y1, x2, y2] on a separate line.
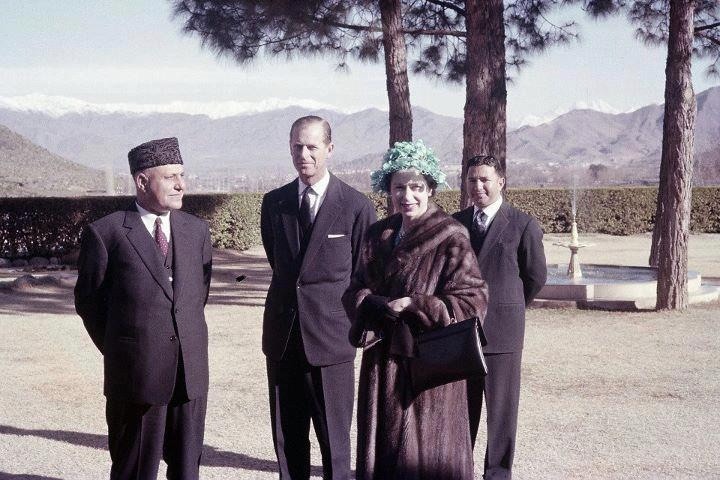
[297, 171, 330, 198]
[297, 172, 330, 220]
[136, 202, 171, 239]
[473, 195, 503, 226]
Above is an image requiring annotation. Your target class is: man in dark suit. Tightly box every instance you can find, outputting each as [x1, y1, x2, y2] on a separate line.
[75, 137, 212, 480]
[261, 116, 376, 480]
[453, 154, 547, 479]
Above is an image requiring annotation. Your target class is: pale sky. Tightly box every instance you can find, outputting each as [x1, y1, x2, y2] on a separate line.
[1, 0, 718, 126]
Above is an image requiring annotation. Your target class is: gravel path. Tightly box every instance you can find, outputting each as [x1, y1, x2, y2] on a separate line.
[0, 234, 718, 479]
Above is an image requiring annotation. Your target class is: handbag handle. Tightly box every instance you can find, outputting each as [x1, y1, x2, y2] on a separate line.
[440, 296, 487, 346]
[440, 296, 456, 323]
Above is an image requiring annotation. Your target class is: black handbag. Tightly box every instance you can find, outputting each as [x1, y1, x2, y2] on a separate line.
[409, 316, 488, 394]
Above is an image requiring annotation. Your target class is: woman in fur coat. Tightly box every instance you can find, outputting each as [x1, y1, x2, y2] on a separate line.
[343, 140, 488, 479]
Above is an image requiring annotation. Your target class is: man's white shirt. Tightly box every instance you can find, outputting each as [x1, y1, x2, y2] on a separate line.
[473, 195, 503, 230]
[297, 170, 330, 222]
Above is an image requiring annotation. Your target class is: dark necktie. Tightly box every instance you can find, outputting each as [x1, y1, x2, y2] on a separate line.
[471, 210, 487, 253]
[474, 210, 487, 236]
[154, 217, 169, 257]
[300, 186, 313, 232]
[299, 186, 313, 252]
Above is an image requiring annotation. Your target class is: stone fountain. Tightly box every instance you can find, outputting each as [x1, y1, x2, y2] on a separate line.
[551, 181, 592, 279]
[535, 185, 719, 310]
[554, 221, 589, 279]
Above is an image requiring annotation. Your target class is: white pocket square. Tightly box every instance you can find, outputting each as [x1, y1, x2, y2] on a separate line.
[327, 234, 346, 239]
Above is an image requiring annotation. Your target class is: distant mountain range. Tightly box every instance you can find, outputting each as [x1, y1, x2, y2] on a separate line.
[0, 104, 464, 176]
[334, 86, 720, 187]
[0, 125, 105, 197]
[0, 85, 718, 195]
[507, 86, 720, 182]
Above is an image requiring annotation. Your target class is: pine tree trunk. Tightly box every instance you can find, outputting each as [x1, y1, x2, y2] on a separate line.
[655, 0, 696, 310]
[460, 0, 507, 209]
[380, 0, 412, 147]
[648, 163, 668, 267]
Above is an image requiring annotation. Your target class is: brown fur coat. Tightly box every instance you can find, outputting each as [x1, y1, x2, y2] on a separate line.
[343, 203, 488, 480]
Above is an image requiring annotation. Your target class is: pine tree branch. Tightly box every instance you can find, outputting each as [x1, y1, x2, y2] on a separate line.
[696, 31, 720, 46]
[694, 21, 720, 33]
[313, 18, 382, 33]
[538, 11, 577, 39]
[423, 0, 466, 17]
[315, 17, 466, 37]
[404, 28, 466, 36]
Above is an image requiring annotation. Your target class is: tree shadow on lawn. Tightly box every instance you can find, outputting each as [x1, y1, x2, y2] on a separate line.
[0, 473, 63, 480]
[0, 425, 324, 476]
[0, 247, 272, 315]
[0, 290, 76, 316]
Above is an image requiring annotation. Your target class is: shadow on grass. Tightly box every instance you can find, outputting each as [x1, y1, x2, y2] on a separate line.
[0, 289, 77, 316]
[0, 473, 63, 480]
[0, 425, 325, 476]
[202, 446, 323, 476]
[0, 425, 106, 450]
[0, 248, 272, 315]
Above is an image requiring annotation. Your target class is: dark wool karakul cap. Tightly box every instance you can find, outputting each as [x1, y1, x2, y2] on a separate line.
[128, 137, 184, 174]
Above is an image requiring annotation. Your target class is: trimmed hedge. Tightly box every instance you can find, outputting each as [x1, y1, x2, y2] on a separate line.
[184, 193, 263, 251]
[385, 187, 720, 235]
[0, 194, 263, 258]
[1, 187, 718, 258]
[1, 196, 132, 259]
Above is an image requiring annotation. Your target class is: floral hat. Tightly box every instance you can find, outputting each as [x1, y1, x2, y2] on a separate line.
[370, 140, 447, 193]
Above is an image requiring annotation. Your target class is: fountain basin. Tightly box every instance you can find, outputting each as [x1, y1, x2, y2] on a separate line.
[536, 264, 719, 310]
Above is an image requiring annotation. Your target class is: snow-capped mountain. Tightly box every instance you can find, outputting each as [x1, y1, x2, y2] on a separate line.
[0, 86, 718, 189]
[0, 94, 353, 119]
[1, 93, 635, 127]
[512, 99, 640, 129]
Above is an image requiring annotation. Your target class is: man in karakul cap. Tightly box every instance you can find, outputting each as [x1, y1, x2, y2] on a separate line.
[75, 137, 212, 480]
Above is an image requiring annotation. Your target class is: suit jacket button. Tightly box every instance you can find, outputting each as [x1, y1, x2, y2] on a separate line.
[175, 307, 180, 313]
[170, 335, 177, 342]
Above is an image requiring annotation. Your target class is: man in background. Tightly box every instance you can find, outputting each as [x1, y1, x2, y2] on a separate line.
[260, 116, 376, 479]
[454, 154, 547, 479]
[75, 137, 212, 480]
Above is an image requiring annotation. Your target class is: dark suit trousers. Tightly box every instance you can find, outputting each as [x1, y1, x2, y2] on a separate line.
[267, 322, 354, 480]
[467, 351, 523, 480]
[106, 355, 207, 480]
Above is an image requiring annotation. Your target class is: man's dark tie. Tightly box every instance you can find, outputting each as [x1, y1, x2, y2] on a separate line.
[299, 186, 313, 251]
[474, 210, 487, 236]
[471, 210, 487, 253]
[154, 217, 169, 257]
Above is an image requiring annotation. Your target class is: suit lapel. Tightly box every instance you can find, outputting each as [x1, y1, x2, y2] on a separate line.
[477, 202, 510, 266]
[301, 174, 343, 271]
[279, 180, 301, 259]
[124, 208, 173, 301]
[170, 211, 191, 300]
[458, 206, 474, 231]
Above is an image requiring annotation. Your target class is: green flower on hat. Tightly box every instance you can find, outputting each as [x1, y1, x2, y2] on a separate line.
[370, 140, 447, 193]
